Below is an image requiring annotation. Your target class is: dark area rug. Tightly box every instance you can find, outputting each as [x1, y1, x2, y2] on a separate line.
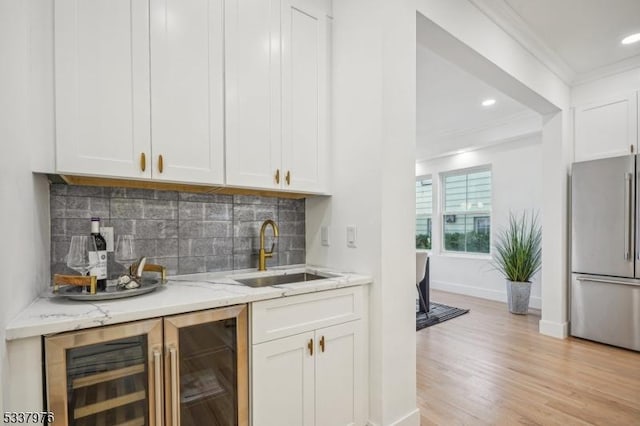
[416, 302, 469, 330]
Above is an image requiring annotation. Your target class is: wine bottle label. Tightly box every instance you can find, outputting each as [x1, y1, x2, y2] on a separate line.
[89, 250, 108, 280]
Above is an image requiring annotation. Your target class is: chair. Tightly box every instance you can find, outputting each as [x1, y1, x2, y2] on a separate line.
[416, 252, 430, 318]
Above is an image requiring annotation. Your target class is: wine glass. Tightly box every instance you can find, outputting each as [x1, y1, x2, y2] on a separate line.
[115, 235, 136, 273]
[66, 235, 98, 276]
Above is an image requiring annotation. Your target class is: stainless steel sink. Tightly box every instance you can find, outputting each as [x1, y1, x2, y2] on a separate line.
[235, 272, 327, 287]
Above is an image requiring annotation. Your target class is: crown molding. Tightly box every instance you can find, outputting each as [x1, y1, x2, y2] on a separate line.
[416, 130, 542, 163]
[423, 109, 539, 141]
[572, 56, 640, 86]
[468, 0, 576, 85]
[416, 110, 541, 161]
[417, 130, 542, 162]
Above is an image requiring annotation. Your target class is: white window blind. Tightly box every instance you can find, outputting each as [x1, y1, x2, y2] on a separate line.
[441, 169, 491, 254]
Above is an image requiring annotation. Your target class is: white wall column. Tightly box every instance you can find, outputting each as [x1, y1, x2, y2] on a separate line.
[306, 0, 418, 424]
[539, 111, 572, 337]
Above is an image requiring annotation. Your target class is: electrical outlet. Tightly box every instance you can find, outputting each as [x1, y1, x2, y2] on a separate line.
[100, 227, 114, 252]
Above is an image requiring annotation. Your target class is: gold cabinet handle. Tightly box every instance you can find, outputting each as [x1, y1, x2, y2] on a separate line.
[275, 169, 280, 184]
[153, 350, 163, 426]
[158, 154, 164, 173]
[308, 338, 314, 356]
[140, 153, 147, 172]
[169, 347, 179, 425]
[320, 336, 325, 352]
[285, 170, 291, 185]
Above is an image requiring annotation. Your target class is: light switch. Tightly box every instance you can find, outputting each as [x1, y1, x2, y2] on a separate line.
[347, 225, 357, 248]
[321, 226, 330, 246]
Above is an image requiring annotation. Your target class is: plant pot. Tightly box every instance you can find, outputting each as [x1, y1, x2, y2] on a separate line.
[505, 280, 531, 314]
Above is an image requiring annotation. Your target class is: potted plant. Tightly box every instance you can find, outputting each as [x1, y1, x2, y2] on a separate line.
[492, 212, 542, 314]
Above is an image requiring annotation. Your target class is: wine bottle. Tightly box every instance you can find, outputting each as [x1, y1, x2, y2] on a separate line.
[89, 217, 108, 291]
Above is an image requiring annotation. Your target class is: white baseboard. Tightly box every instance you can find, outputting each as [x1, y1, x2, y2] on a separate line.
[431, 280, 542, 309]
[367, 408, 420, 426]
[539, 319, 568, 339]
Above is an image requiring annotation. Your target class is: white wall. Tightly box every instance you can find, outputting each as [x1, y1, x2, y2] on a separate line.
[416, 134, 543, 308]
[0, 0, 53, 411]
[306, 0, 419, 424]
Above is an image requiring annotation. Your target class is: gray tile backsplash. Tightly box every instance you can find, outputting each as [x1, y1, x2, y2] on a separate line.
[50, 184, 305, 280]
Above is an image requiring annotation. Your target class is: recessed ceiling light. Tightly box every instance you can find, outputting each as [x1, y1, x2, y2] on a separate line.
[621, 33, 640, 45]
[481, 98, 496, 107]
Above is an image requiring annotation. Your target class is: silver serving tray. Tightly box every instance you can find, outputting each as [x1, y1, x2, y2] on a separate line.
[58, 278, 163, 301]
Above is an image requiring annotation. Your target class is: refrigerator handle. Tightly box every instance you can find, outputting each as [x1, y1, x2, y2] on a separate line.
[624, 172, 632, 261]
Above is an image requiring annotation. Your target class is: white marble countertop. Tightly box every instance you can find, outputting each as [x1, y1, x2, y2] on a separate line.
[5, 265, 372, 340]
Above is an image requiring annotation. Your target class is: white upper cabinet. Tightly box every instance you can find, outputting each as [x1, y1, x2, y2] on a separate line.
[574, 92, 638, 162]
[226, 0, 331, 193]
[225, 0, 282, 189]
[55, 0, 332, 193]
[55, 0, 151, 179]
[56, 0, 224, 184]
[150, 0, 225, 184]
[281, 0, 330, 193]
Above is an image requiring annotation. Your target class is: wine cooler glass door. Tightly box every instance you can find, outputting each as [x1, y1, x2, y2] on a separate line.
[45, 319, 164, 426]
[163, 305, 248, 426]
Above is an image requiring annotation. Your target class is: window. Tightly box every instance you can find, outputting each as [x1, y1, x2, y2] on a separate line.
[441, 168, 491, 254]
[416, 178, 432, 249]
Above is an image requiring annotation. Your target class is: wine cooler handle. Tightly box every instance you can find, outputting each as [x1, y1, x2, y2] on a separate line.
[153, 350, 163, 426]
[624, 173, 632, 260]
[170, 347, 179, 426]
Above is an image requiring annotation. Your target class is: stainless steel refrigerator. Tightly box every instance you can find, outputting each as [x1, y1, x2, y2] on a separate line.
[571, 154, 640, 351]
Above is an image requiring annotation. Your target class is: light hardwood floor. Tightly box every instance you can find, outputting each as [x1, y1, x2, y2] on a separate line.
[417, 290, 640, 425]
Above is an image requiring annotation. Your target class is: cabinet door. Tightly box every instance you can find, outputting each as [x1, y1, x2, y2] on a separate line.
[281, 0, 331, 193]
[252, 332, 315, 426]
[45, 319, 163, 426]
[315, 320, 365, 426]
[163, 305, 248, 426]
[225, 0, 282, 189]
[55, 0, 151, 179]
[150, 0, 225, 184]
[574, 92, 638, 162]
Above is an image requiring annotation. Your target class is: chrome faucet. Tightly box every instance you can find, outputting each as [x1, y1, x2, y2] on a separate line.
[258, 219, 279, 271]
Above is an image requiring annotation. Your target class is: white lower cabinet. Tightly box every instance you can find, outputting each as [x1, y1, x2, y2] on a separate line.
[251, 287, 367, 426]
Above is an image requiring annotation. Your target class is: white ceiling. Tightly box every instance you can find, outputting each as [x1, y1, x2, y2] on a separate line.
[416, 45, 540, 160]
[475, 0, 640, 82]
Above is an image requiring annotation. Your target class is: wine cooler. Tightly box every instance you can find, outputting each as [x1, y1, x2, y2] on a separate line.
[45, 305, 248, 426]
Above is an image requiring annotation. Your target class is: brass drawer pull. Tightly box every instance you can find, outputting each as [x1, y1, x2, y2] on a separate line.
[320, 335, 325, 352]
[140, 153, 146, 172]
[275, 169, 280, 184]
[158, 155, 164, 173]
[285, 170, 291, 185]
[308, 338, 313, 356]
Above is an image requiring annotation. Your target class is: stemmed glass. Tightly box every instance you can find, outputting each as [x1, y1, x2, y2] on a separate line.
[66, 236, 98, 276]
[115, 235, 136, 273]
